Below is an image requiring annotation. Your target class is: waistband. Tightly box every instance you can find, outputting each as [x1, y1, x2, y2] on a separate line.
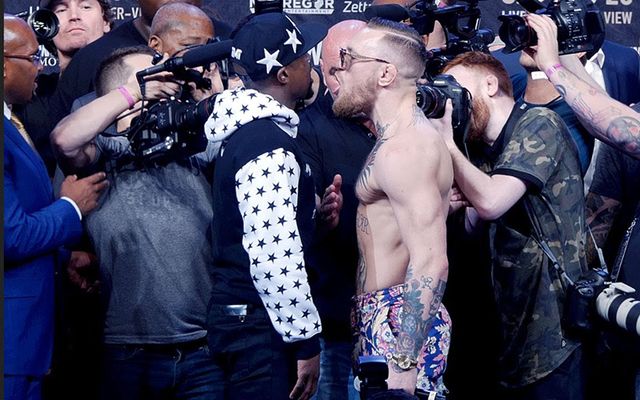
[355, 284, 405, 305]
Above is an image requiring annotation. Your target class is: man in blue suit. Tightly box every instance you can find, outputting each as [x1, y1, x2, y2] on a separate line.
[4, 14, 108, 400]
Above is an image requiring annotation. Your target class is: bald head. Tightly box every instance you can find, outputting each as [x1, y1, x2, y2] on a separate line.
[321, 20, 366, 96]
[4, 14, 42, 105]
[149, 2, 213, 56]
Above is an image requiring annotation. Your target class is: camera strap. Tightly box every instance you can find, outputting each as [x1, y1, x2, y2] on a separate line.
[523, 198, 575, 288]
[610, 215, 638, 282]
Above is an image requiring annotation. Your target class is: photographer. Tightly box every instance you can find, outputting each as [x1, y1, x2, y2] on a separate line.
[436, 52, 590, 399]
[51, 44, 221, 399]
[525, 13, 640, 160]
[524, 12, 640, 399]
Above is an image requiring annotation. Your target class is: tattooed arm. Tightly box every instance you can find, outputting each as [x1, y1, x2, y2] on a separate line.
[375, 135, 450, 393]
[585, 192, 622, 267]
[526, 13, 640, 160]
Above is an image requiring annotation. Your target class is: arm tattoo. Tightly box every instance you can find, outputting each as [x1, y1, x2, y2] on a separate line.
[356, 245, 367, 294]
[585, 193, 622, 247]
[606, 116, 640, 158]
[357, 126, 388, 194]
[356, 211, 370, 293]
[585, 193, 621, 265]
[396, 265, 447, 358]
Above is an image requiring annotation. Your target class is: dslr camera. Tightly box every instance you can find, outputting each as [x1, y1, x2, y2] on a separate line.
[566, 267, 640, 337]
[416, 74, 472, 147]
[498, 0, 605, 55]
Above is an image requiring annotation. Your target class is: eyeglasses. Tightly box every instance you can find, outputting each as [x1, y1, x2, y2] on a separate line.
[339, 47, 389, 71]
[4, 51, 43, 66]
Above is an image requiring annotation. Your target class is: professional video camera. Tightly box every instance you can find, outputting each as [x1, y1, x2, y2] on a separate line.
[498, 0, 605, 55]
[416, 74, 471, 149]
[364, 0, 494, 80]
[566, 267, 640, 337]
[119, 40, 232, 164]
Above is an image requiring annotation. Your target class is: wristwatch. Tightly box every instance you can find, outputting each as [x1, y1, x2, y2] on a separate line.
[391, 354, 418, 371]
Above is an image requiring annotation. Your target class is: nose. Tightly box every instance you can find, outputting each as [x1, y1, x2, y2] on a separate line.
[68, 3, 81, 20]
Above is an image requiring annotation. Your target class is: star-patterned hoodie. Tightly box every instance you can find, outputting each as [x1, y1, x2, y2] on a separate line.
[206, 88, 322, 359]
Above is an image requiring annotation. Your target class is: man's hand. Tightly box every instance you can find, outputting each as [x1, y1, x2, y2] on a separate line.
[524, 13, 561, 73]
[387, 365, 418, 396]
[319, 174, 343, 230]
[67, 251, 99, 293]
[189, 63, 225, 101]
[289, 354, 320, 400]
[429, 100, 455, 150]
[59, 172, 109, 215]
[448, 184, 469, 215]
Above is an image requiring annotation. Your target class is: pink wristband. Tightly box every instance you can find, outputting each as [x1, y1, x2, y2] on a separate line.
[545, 63, 563, 77]
[117, 85, 136, 109]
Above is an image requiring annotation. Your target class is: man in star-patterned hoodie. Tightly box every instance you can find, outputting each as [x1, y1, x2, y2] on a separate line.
[204, 12, 328, 400]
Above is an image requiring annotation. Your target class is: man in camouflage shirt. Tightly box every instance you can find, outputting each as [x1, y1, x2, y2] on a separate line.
[436, 52, 589, 399]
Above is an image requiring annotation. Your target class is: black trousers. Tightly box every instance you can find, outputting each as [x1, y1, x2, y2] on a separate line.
[497, 347, 586, 400]
[207, 305, 297, 400]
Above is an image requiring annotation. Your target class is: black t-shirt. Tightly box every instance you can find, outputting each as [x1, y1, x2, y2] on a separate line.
[589, 103, 640, 297]
[297, 84, 375, 341]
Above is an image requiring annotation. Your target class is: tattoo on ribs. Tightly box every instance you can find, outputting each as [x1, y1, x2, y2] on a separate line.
[396, 265, 447, 357]
[356, 246, 367, 293]
[356, 211, 370, 234]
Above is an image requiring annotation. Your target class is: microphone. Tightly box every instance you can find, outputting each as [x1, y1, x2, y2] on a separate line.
[137, 39, 233, 79]
[364, 4, 411, 21]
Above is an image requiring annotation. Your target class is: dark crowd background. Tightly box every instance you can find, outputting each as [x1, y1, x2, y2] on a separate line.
[6, 0, 640, 68]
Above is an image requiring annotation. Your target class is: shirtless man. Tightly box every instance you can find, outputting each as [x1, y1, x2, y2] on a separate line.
[332, 18, 453, 398]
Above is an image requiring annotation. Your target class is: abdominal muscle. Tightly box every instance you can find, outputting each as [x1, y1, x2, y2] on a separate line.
[355, 201, 409, 295]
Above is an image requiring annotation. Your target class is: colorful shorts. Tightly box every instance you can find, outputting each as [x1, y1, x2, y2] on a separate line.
[353, 284, 451, 395]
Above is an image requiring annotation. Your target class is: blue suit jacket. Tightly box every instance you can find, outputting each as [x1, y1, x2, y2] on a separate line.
[600, 40, 640, 106]
[4, 117, 83, 376]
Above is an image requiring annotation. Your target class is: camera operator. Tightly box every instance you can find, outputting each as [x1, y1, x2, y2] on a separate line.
[435, 51, 590, 399]
[525, 13, 640, 161]
[51, 44, 221, 399]
[524, 12, 640, 399]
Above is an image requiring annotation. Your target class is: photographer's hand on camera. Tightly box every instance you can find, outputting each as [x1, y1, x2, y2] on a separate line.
[429, 99, 456, 150]
[524, 14, 562, 77]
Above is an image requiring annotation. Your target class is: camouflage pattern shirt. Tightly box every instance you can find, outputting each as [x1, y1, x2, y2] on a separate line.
[472, 103, 588, 388]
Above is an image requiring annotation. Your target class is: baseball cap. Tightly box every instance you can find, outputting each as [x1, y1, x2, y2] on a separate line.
[231, 12, 327, 81]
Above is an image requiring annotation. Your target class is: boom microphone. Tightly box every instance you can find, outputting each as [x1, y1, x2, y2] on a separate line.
[137, 39, 233, 80]
[363, 4, 411, 21]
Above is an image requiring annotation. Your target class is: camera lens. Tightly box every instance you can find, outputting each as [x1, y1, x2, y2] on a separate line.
[416, 85, 447, 118]
[27, 9, 59, 41]
[498, 15, 537, 53]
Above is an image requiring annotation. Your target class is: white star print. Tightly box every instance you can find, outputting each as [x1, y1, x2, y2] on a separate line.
[257, 48, 283, 74]
[284, 29, 302, 53]
[235, 149, 321, 343]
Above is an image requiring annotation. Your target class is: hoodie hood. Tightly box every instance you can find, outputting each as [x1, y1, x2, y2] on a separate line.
[204, 88, 299, 148]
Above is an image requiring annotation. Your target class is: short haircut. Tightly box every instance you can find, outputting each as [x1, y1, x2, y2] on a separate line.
[46, 0, 115, 29]
[95, 45, 155, 97]
[366, 17, 428, 80]
[443, 51, 513, 97]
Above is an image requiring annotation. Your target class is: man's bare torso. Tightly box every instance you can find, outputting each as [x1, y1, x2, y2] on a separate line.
[355, 112, 453, 294]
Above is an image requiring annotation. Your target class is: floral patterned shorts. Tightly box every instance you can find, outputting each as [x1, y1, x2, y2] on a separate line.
[352, 284, 451, 395]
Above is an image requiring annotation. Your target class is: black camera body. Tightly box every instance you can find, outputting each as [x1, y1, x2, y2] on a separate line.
[566, 267, 640, 337]
[498, 0, 605, 55]
[417, 74, 471, 146]
[125, 95, 216, 164]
